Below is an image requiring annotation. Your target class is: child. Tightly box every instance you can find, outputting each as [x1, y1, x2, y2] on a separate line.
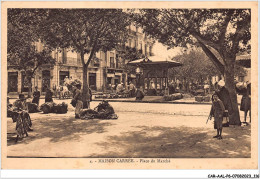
[210, 93, 225, 139]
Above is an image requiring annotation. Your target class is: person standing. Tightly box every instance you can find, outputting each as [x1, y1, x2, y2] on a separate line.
[64, 76, 69, 85]
[210, 93, 225, 139]
[73, 83, 83, 119]
[116, 83, 124, 94]
[136, 86, 145, 101]
[215, 80, 233, 126]
[240, 82, 251, 124]
[129, 81, 136, 97]
[32, 86, 40, 106]
[45, 88, 53, 103]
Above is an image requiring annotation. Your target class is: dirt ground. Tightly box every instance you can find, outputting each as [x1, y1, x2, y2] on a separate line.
[6, 100, 251, 158]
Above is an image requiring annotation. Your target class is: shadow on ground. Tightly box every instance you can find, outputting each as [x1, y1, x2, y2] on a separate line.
[91, 125, 251, 158]
[7, 114, 114, 146]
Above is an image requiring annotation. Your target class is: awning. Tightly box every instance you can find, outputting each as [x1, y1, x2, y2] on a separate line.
[130, 74, 136, 78]
[107, 73, 115, 78]
[115, 72, 122, 76]
[236, 54, 251, 68]
[128, 55, 182, 68]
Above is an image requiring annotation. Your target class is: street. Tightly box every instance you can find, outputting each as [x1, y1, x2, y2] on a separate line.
[7, 99, 251, 158]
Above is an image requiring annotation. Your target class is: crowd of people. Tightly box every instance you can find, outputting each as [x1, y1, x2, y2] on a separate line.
[106, 81, 146, 101]
[7, 76, 251, 142]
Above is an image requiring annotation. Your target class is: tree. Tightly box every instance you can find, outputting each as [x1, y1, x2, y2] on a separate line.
[8, 9, 55, 97]
[135, 9, 251, 125]
[118, 46, 145, 75]
[170, 49, 221, 86]
[41, 9, 130, 108]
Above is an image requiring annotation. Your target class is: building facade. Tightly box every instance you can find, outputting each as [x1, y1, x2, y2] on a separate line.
[7, 24, 154, 94]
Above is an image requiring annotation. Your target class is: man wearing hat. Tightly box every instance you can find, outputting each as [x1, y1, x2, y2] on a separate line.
[32, 86, 40, 106]
[73, 83, 83, 119]
[13, 94, 27, 110]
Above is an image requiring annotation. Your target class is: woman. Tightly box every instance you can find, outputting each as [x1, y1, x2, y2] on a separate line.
[215, 80, 232, 126]
[210, 93, 225, 140]
[240, 83, 251, 124]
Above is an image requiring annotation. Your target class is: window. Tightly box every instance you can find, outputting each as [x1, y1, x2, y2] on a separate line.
[8, 72, 18, 92]
[110, 52, 115, 68]
[149, 46, 153, 56]
[89, 73, 97, 90]
[129, 39, 132, 47]
[139, 43, 143, 54]
[110, 57, 115, 68]
[77, 52, 81, 65]
[116, 54, 119, 68]
[145, 44, 147, 55]
[62, 48, 67, 64]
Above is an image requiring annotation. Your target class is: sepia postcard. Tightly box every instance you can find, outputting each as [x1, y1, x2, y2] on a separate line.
[1, 1, 258, 170]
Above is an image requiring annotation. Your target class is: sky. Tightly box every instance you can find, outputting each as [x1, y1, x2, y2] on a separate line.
[152, 41, 183, 59]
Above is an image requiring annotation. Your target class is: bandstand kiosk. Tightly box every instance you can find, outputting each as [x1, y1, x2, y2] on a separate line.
[128, 56, 182, 95]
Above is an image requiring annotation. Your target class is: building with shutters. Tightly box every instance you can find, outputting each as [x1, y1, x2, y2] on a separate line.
[7, 24, 154, 94]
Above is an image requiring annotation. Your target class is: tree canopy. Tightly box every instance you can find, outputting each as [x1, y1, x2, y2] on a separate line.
[8, 9, 56, 96]
[41, 9, 131, 66]
[134, 9, 251, 125]
[39, 9, 131, 107]
[170, 49, 221, 83]
[134, 9, 251, 74]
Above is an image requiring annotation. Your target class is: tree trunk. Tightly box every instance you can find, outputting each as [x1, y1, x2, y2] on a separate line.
[27, 76, 32, 98]
[81, 53, 90, 109]
[224, 58, 241, 125]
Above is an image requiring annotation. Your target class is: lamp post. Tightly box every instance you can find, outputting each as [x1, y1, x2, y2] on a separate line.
[136, 66, 141, 88]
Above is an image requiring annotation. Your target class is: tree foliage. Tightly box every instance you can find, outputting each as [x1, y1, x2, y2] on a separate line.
[41, 9, 131, 65]
[8, 9, 56, 96]
[170, 49, 221, 82]
[118, 46, 145, 74]
[134, 9, 250, 74]
[170, 49, 246, 83]
[134, 9, 251, 125]
[40, 9, 131, 107]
